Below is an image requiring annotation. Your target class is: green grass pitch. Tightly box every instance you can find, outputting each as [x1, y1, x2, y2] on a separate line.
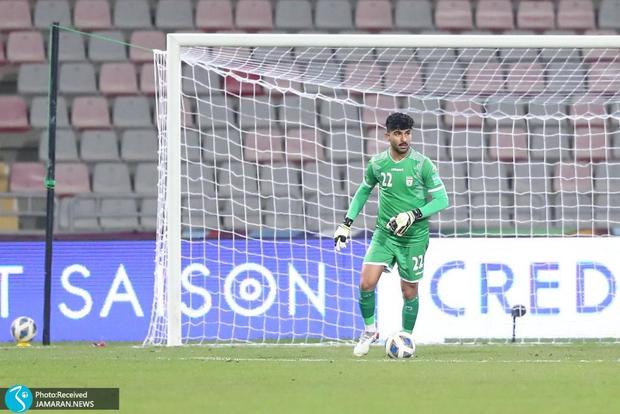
[1, 343, 619, 413]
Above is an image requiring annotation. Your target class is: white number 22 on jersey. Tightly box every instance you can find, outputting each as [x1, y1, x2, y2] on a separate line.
[380, 172, 393, 187]
[412, 255, 424, 271]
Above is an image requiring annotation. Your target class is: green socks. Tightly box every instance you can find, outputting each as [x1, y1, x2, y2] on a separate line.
[359, 290, 376, 330]
[402, 296, 419, 333]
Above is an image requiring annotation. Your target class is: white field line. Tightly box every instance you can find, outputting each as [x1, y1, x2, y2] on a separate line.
[155, 356, 620, 364]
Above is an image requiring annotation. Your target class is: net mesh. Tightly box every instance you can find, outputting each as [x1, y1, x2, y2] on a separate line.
[145, 44, 620, 345]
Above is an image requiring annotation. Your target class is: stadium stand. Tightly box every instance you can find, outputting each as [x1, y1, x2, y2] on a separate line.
[0, 0, 618, 235]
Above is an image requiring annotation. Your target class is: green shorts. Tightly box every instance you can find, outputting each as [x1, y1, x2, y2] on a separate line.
[363, 231, 429, 283]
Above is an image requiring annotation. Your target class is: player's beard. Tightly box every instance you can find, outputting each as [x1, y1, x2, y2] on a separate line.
[392, 142, 410, 154]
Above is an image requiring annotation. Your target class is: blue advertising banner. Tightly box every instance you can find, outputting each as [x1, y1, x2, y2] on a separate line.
[0, 240, 365, 342]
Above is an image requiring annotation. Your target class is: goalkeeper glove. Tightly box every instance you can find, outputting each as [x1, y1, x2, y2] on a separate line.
[386, 209, 423, 237]
[334, 217, 353, 251]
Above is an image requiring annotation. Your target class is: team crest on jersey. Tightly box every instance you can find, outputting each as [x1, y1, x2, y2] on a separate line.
[406, 176, 413, 186]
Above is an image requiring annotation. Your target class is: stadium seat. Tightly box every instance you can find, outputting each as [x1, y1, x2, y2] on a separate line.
[569, 102, 606, 128]
[517, 1, 555, 31]
[545, 62, 586, 94]
[587, 62, 620, 94]
[497, 30, 539, 62]
[315, 0, 353, 31]
[304, 192, 348, 232]
[259, 164, 302, 198]
[58, 32, 86, 62]
[182, 164, 216, 197]
[275, 0, 313, 31]
[88, 31, 127, 62]
[221, 197, 262, 233]
[489, 128, 529, 161]
[182, 63, 224, 95]
[301, 161, 341, 194]
[194, 95, 236, 129]
[435, 0, 473, 31]
[134, 163, 158, 196]
[406, 97, 441, 128]
[114, 0, 152, 29]
[593, 164, 620, 192]
[414, 129, 448, 162]
[553, 163, 593, 193]
[59, 63, 97, 94]
[7, 31, 45, 63]
[140, 63, 156, 94]
[31, 96, 70, 129]
[0, 1, 32, 30]
[326, 129, 365, 163]
[58, 197, 99, 231]
[243, 128, 285, 162]
[364, 127, 389, 156]
[0, 96, 28, 131]
[574, 127, 607, 161]
[505, 62, 545, 94]
[156, 0, 194, 30]
[0, 194, 18, 232]
[263, 198, 305, 230]
[470, 194, 512, 230]
[355, 0, 392, 31]
[236, 0, 273, 31]
[457, 31, 498, 62]
[80, 130, 119, 162]
[557, 0, 595, 31]
[318, 100, 360, 128]
[9, 162, 45, 193]
[55, 163, 90, 195]
[121, 129, 158, 162]
[475, 0, 514, 31]
[140, 198, 157, 230]
[514, 163, 551, 195]
[113, 97, 152, 128]
[424, 61, 465, 93]
[468, 162, 510, 193]
[34, 0, 71, 29]
[74, 0, 112, 30]
[529, 124, 571, 161]
[539, 31, 582, 61]
[99, 63, 139, 95]
[71, 96, 111, 129]
[394, 0, 433, 31]
[384, 62, 424, 94]
[100, 198, 139, 230]
[38, 129, 79, 162]
[203, 128, 243, 162]
[17, 63, 48, 95]
[465, 62, 505, 95]
[217, 161, 259, 198]
[280, 96, 316, 127]
[286, 129, 325, 162]
[443, 100, 483, 128]
[238, 96, 277, 128]
[362, 94, 399, 127]
[342, 61, 383, 92]
[93, 163, 132, 193]
[448, 130, 485, 161]
[195, 0, 234, 31]
[223, 71, 263, 96]
[435, 162, 467, 196]
[129, 31, 165, 63]
[599, 0, 620, 30]
[0, 163, 8, 193]
[484, 100, 526, 127]
[551, 193, 593, 228]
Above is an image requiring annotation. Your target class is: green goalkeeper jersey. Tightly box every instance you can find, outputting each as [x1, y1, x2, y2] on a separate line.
[345, 147, 449, 244]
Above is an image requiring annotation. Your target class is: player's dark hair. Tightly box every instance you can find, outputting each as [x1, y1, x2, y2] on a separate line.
[385, 112, 414, 132]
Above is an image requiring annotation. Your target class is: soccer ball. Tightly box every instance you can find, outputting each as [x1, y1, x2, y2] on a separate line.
[10, 316, 37, 343]
[385, 331, 416, 359]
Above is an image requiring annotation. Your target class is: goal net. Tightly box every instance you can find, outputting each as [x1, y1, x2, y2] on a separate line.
[145, 35, 620, 346]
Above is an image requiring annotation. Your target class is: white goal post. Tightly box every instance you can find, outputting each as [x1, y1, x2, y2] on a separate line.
[147, 34, 620, 346]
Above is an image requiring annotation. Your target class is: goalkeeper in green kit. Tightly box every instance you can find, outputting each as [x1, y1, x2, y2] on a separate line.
[333, 113, 449, 356]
